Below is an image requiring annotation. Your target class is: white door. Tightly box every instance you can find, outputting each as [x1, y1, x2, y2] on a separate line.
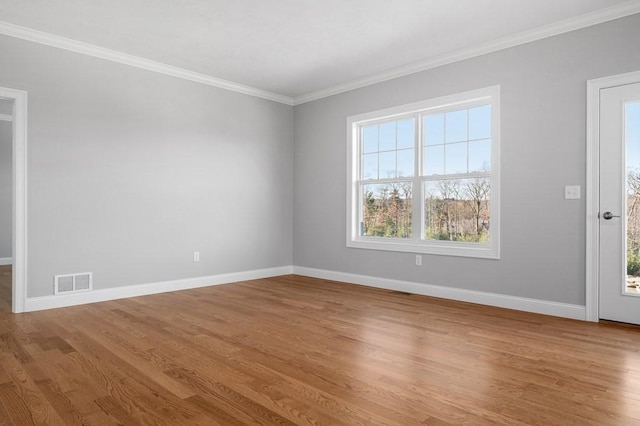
[599, 82, 640, 323]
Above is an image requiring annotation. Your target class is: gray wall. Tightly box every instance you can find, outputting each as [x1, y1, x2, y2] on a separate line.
[0, 100, 11, 114]
[0, 100, 11, 259]
[2, 14, 640, 304]
[293, 14, 640, 306]
[0, 35, 294, 298]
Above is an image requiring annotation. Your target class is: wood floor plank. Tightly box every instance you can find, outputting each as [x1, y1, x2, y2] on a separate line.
[2, 268, 640, 424]
[63, 332, 200, 425]
[33, 379, 91, 425]
[72, 318, 196, 400]
[0, 383, 38, 426]
[0, 354, 66, 425]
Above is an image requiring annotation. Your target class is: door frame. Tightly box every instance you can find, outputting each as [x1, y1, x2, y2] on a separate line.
[0, 87, 27, 313]
[586, 70, 640, 322]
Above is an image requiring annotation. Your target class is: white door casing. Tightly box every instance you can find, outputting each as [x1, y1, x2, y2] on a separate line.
[599, 82, 640, 324]
[587, 71, 640, 323]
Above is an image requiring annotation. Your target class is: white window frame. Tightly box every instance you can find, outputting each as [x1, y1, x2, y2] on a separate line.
[346, 86, 500, 259]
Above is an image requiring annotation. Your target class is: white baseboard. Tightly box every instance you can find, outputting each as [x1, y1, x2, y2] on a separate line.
[292, 266, 587, 321]
[22, 263, 587, 320]
[0, 257, 12, 266]
[24, 265, 294, 312]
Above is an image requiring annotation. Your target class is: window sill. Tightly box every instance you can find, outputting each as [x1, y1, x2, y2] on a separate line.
[347, 238, 500, 259]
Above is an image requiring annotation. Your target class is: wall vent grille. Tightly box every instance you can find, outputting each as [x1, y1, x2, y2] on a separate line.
[54, 272, 93, 295]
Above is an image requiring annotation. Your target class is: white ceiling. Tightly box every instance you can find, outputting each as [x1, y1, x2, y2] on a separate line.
[0, 0, 637, 102]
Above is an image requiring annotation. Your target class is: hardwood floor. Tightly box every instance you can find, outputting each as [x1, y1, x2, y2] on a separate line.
[0, 266, 10, 313]
[1, 270, 640, 424]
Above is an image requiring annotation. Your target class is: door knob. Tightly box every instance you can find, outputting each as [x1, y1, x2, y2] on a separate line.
[601, 211, 620, 220]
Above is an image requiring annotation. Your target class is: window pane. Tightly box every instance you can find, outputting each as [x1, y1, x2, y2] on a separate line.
[424, 178, 490, 242]
[379, 122, 396, 151]
[627, 102, 640, 172]
[424, 145, 444, 175]
[445, 142, 467, 174]
[445, 110, 468, 143]
[363, 125, 378, 153]
[362, 153, 378, 179]
[469, 105, 491, 140]
[397, 149, 414, 177]
[397, 118, 415, 149]
[468, 139, 491, 172]
[361, 183, 412, 238]
[351, 87, 499, 257]
[424, 114, 444, 146]
[362, 118, 417, 180]
[379, 151, 396, 178]
[626, 101, 640, 293]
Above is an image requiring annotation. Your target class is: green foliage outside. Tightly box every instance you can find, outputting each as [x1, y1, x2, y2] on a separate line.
[361, 178, 490, 243]
[424, 178, 490, 243]
[628, 244, 640, 276]
[627, 170, 640, 276]
[362, 183, 412, 238]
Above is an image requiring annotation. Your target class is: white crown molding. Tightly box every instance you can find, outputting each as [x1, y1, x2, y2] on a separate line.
[0, 21, 294, 106]
[293, 266, 587, 320]
[1, 2, 639, 107]
[293, 1, 640, 105]
[24, 265, 294, 312]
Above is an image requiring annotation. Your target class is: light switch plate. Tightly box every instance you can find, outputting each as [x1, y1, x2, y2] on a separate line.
[565, 185, 581, 200]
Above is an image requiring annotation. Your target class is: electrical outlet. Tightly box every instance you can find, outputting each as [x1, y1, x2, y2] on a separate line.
[193, 251, 200, 262]
[415, 255, 422, 266]
[564, 185, 580, 200]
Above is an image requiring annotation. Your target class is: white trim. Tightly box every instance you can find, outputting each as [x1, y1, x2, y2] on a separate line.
[24, 266, 293, 312]
[586, 70, 640, 322]
[293, 1, 640, 105]
[0, 21, 293, 106]
[0, 114, 12, 122]
[1, 4, 639, 107]
[346, 86, 500, 259]
[24, 263, 587, 319]
[0, 87, 27, 314]
[293, 266, 586, 321]
[0, 257, 12, 266]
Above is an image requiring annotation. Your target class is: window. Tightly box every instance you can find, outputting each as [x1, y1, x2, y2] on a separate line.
[347, 86, 500, 258]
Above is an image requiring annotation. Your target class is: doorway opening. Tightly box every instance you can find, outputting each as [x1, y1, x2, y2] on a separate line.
[0, 87, 27, 313]
[0, 100, 12, 312]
